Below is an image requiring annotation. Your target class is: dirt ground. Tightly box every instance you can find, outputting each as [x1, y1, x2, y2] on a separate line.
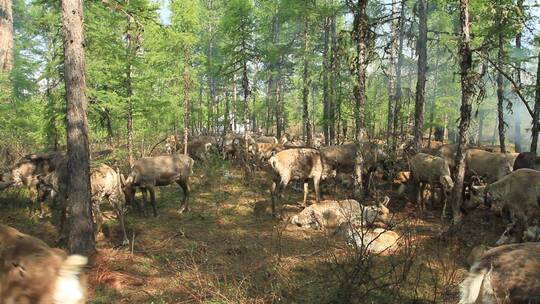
[0, 156, 508, 303]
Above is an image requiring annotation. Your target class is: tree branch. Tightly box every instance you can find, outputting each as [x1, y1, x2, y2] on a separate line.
[476, 51, 534, 118]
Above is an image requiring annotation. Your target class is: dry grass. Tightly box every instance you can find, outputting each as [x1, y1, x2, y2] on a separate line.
[0, 156, 508, 303]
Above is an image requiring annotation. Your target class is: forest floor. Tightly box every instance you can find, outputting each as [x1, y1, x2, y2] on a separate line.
[0, 156, 508, 304]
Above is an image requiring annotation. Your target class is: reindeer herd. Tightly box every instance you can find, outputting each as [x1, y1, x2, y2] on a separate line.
[0, 133, 539, 303]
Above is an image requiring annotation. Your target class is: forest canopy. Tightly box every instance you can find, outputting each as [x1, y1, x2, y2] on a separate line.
[0, 0, 539, 158]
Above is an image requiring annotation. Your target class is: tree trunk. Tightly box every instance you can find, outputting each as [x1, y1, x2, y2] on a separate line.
[275, 77, 283, 138]
[126, 12, 134, 166]
[350, 0, 369, 200]
[413, 0, 427, 152]
[61, 0, 95, 255]
[386, 0, 398, 145]
[428, 48, 441, 147]
[497, 33, 506, 153]
[272, 17, 283, 138]
[450, 0, 475, 228]
[103, 108, 114, 146]
[265, 75, 272, 135]
[514, 0, 523, 152]
[322, 16, 330, 145]
[531, 50, 540, 154]
[478, 111, 484, 144]
[302, 13, 312, 146]
[311, 85, 316, 140]
[224, 91, 230, 133]
[329, 13, 337, 145]
[232, 74, 237, 132]
[197, 79, 203, 134]
[207, 21, 217, 134]
[0, 0, 13, 72]
[241, 31, 249, 131]
[45, 76, 59, 150]
[183, 49, 191, 155]
[392, 0, 406, 149]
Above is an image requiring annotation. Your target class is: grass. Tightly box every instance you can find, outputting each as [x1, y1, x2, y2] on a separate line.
[0, 155, 508, 303]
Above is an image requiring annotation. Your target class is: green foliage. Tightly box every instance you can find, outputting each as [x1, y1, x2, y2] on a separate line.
[1, 0, 539, 156]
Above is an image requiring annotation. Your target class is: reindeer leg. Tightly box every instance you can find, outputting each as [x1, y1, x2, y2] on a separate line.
[271, 180, 278, 217]
[440, 186, 447, 221]
[92, 201, 103, 241]
[272, 176, 288, 219]
[416, 182, 423, 212]
[302, 181, 309, 206]
[313, 178, 321, 204]
[177, 180, 190, 214]
[110, 195, 129, 245]
[140, 187, 149, 217]
[148, 187, 158, 217]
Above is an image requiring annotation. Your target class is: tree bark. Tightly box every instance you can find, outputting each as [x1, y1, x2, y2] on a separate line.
[272, 16, 283, 138]
[322, 16, 331, 145]
[224, 91, 230, 133]
[413, 0, 428, 152]
[0, 0, 13, 72]
[478, 111, 484, 144]
[496, 33, 506, 153]
[232, 74, 237, 132]
[276, 76, 283, 138]
[450, 0, 475, 228]
[183, 48, 191, 155]
[392, 0, 406, 149]
[207, 20, 217, 134]
[61, 0, 95, 255]
[386, 0, 398, 145]
[240, 23, 250, 131]
[126, 12, 134, 166]
[531, 51, 540, 154]
[349, 0, 369, 200]
[514, 0, 523, 152]
[428, 48, 440, 147]
[302, 12, 312, 145]
[329, 13, 337, 145]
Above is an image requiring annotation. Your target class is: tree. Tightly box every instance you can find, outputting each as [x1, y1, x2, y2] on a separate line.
[347, 0, 369, 200]
[392, 0, 406, 149]
[513, 0, 524, 152]
[183, 48, 191, 155]
[413, 0, 428, 152]
[386, 0, 398, 145]
[61, 0, 95, 255]
[450, 0, 476, 228]
[531, 51, 540, 154]
[496, 30, 506, 153]
[221, 0, 255, 132]
[322, 10, 331, 145]
[169, 0, 199, 154]
[301, 0, 313, 145]
[495, 1, 510, 153]
[126, 11, 136, 166]
[0, 0, 13, 72]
